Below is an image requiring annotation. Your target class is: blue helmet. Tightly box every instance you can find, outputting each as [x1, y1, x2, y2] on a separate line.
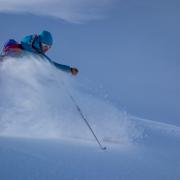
[39, 30, 53, 46]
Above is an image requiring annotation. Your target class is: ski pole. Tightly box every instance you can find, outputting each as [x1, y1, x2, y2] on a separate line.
[66, 91, 107, 150]
[41, 53, 106, 150]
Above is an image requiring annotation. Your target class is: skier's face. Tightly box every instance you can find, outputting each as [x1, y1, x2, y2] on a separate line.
[41, 43, 51, 53]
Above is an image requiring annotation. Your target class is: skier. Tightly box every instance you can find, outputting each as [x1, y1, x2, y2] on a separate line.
[0, 30, 78, 75]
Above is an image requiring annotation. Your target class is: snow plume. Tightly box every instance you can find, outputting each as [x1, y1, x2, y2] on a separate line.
[0, 0, 118, 23]
[0, 54, 141, 146]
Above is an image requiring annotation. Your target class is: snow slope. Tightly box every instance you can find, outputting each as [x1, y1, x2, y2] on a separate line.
[0, 55, 180, 180]
[0, 118, 180, 180]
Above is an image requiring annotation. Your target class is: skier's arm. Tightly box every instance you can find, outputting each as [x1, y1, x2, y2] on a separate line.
[41, 53, 78, 75]
[52, 60, 71, 72]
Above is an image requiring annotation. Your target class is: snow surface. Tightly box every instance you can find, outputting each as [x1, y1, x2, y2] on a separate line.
[0, 55, 180, 180]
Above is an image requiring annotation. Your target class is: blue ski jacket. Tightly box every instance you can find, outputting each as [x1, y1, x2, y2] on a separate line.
[21, 34, 41, 53]
[21, 34, 71, 72]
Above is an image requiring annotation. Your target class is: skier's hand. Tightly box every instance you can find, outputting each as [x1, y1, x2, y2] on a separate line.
[70, 67, 79, 76]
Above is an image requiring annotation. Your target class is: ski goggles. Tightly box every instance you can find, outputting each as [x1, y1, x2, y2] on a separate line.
[41, 43, 51, 50]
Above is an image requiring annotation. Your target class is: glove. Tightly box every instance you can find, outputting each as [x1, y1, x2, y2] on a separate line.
[70, 67, 79, 75]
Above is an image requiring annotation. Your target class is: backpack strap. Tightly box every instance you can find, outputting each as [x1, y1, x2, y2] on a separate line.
[31, 34, 39, 49]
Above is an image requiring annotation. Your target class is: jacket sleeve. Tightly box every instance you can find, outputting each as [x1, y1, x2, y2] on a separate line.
[41, 53, 71, 73]
[51, 61, 71, 72]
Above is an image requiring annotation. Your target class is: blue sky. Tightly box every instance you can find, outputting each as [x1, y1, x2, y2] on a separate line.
[0, 0, 180, 125]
